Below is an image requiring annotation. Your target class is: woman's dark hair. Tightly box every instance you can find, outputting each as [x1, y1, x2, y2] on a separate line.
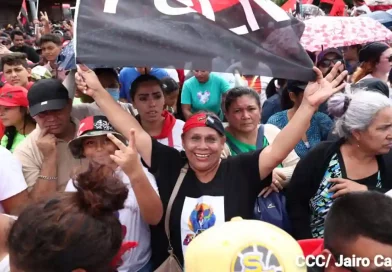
[8, 165, 128, 272]
[130, 74, 163, 101]
[281, 86, 292, 110]
[307, 51, 316, 64]
[280, 86, 303, 110]
[280, 82, 306, 110]
[161, 77, 179, 95]
[224, 87, 261, 112]
[94, 68, 119, 83]
[5, 107, 36, 151]
[175, 85, 185, 120]
[265, 78, 287, 99]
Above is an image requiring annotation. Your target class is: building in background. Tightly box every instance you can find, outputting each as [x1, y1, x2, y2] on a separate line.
[0, 0, 76, 27]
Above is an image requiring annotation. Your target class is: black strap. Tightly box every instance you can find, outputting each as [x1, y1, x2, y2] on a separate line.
[256, 125, 265, 149]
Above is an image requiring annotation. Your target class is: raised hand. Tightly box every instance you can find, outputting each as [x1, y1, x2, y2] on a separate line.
[40, 11, 50, 26]
[303, 62, 348, 109]
[63, 20, 74, 37]
[0, 44, 11, 57]
[108, 129, 142, 178]
[76, 64, 105, 98]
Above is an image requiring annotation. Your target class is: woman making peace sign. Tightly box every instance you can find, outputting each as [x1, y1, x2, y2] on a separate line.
[76, 63, 347, 268]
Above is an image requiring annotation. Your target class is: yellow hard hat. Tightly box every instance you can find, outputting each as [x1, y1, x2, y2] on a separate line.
[184, 217, 307, 272]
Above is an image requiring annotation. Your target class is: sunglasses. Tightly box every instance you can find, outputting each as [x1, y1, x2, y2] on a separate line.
[388, 55, 392, 62]
[318, 59, 344, 68]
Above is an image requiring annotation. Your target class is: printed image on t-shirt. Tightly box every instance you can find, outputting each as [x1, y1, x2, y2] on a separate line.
[197, 90, 210, 104]
[181, 196, 225, 255]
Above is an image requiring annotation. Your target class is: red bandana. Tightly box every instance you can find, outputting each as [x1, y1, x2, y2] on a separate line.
[152, 110, 176, 147]
[183, 112, 225, 136]
[183, 113, 209, 134]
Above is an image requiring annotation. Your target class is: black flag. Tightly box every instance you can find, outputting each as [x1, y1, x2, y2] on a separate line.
[75, 0, 315, 81]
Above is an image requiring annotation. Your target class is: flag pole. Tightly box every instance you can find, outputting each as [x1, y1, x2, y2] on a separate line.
[28, 0, 38, 20]
[36, 0, 40, 20]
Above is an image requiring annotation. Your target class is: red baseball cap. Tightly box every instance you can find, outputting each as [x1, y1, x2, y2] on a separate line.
[0, 85, 29, 107]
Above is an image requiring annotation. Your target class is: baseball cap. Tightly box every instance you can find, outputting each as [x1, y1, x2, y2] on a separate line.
[184, 217, 307, 272]
[317, 48, 343, 63]
[68, 115, 127, 159]
[183, 112, 225, 136]
[0, 85, 28, 107]
[28, 79, 69, 117]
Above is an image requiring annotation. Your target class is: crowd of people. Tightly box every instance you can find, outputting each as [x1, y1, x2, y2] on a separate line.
[1, 2, 392, 272]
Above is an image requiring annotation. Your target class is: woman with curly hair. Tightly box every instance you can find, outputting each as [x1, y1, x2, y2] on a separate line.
[8, 164, 138, 272]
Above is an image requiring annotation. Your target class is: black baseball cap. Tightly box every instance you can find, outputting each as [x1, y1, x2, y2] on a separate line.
[28, 79, 69, 117]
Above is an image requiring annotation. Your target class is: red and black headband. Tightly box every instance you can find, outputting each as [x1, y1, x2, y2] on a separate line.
[183, 113, 225, 136]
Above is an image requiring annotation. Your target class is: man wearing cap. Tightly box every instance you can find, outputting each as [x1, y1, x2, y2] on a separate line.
[14, 79, 88, 200]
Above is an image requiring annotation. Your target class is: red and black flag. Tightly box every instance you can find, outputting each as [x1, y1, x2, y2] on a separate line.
[20, 0, 32, 35]
[75, 0, 315, 81]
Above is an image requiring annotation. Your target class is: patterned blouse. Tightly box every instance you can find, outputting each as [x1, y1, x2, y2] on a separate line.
[267, 110, 333, 158]
[309, 153, 381, 237]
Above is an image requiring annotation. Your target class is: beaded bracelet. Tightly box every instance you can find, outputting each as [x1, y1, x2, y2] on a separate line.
[38, 175, 58, 180]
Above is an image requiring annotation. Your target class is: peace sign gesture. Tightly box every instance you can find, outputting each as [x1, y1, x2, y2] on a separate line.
[40, 11, 50, 26]
[108, 129, 142, 178]
[303, 62, 348, 109]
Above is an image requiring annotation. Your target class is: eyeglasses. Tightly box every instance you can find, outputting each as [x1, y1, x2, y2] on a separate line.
[318, 59, 344, 68]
